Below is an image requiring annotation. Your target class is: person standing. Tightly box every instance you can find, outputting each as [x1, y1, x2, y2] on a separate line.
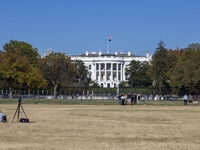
[134, 93, 137, 105]
[121, 94, 126, 105]
[193, 95, 198, 105]
[127, 93, 132, 105]
[118, 93, 122, 105]
[137, 93, 141, 105]
[189, 94, 193, 105]
[183, 94, 188, 105]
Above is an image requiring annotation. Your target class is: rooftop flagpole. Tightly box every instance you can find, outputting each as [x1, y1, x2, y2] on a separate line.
[107, 36, 112, 54]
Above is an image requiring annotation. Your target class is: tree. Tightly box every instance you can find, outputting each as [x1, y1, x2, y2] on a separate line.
[3, 40, 39, 65]
[0, 50, 47, 97]
[73, 60, 89, 86]
[125, 60, 152, 87]
[188, 43, 200, 51]
[38, 53, 78, 98]
[149, 40, 169, 93]
[170, 47, 200, 94]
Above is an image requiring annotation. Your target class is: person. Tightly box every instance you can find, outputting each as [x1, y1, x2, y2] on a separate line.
[131, 93, 134, 105]
[121, 94, 126, 105]
[124, 93, 128, 105]
[127, 93, 132, 105]
[118, 93, 122, 105]
[0, 110, 7, 123]
[149, 94, 153, 100]
[183, 94, 188, 105]
[188, 94, 193, 105]
[134, 93, 137, 105]
[137, 93, 141, 105]
[193, 95, 198, 105]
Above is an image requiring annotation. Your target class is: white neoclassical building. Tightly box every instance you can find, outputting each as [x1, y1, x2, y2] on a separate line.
[70, 51, 152, 88]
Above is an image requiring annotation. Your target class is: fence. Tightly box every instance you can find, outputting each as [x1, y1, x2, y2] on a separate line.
[0, 87, 199, 106]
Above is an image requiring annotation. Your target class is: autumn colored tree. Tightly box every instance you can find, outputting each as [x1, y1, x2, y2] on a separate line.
[0, 50, 47, 97]
[170, 47, 200, 94]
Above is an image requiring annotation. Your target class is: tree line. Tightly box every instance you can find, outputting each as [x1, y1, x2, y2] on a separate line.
[0, 40, 90, 98]
[125, 40, 200, 95]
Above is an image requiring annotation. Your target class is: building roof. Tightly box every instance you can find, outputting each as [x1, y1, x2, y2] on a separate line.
[71, 52, 144, 57]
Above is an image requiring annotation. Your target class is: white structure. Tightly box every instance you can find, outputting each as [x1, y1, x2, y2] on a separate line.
[71, 51, 152, 88]
[44, 48, 53, 57]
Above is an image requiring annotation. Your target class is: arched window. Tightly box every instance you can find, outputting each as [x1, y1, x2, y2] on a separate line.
[114, 83, 116, 88]
[101, 83, 103, 88]
[107, 83, 110, 88]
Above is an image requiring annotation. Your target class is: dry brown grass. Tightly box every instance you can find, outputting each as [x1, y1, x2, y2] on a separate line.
[0, 104, 200, 150]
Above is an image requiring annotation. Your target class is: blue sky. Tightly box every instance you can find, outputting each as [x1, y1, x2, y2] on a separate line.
[0, 0, 200, 56]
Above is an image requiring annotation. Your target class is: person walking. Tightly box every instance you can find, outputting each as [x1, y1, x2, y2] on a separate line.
[183, 94, 188, 105]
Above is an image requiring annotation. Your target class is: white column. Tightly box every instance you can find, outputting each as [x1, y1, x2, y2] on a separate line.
[99, 63, 101, 82]
[123, 63, 126, 80]
[120, 63, 123, 81]
[94, 63, 96, 81]
[111, 63, 113, 81]
[116, 63, 119, 82]
[105, 63, 107, 81]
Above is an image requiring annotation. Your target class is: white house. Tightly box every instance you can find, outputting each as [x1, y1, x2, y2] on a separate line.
[71, 51, 152, 88]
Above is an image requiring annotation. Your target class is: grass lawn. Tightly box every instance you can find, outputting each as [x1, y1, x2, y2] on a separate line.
[0, 104, 200, 150]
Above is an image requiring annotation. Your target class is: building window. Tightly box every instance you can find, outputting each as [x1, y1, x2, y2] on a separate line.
[106, 64, 111, 70]
[114, 83, 116, 88]
[101, 83, 103, 88]
[107, 73, 111, 80]
[89, 65, 91, 70]
[96, 64, 99, 70]
[118, 64, 121, 70]
[101, 64, 105, 70]
[118, 74, 121, 80]
[107, 83, 110, 88]
[113, 64, 116, 70]
[96, 73, 99, 80]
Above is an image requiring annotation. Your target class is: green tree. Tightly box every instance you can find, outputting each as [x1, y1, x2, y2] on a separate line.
[125, 60, 152, 87]
[74, 60, 89, 86]
[3, 40, 39, 65]
[38, 53, 78, 98]
[188, 43, 200, 51]
[149, 40, 169, 93]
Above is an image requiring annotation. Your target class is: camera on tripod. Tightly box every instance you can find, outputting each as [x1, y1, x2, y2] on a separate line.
[12, 97, 29, 123]
[18, 97, 22, 105]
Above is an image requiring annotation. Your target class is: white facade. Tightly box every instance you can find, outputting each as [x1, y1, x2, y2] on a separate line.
[71, 51, 152, 88]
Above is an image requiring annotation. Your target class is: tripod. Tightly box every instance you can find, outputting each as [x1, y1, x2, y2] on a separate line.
[12, 98, 28, 123]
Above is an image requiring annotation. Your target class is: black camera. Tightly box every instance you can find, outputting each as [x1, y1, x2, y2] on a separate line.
[18, 97, 22, 105]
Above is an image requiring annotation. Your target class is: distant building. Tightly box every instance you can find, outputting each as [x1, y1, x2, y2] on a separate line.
[70, 51, 152, 88]
[44, 48, 53, 57]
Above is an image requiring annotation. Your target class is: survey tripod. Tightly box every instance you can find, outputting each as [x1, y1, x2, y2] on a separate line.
[12, 98, 28, 123]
